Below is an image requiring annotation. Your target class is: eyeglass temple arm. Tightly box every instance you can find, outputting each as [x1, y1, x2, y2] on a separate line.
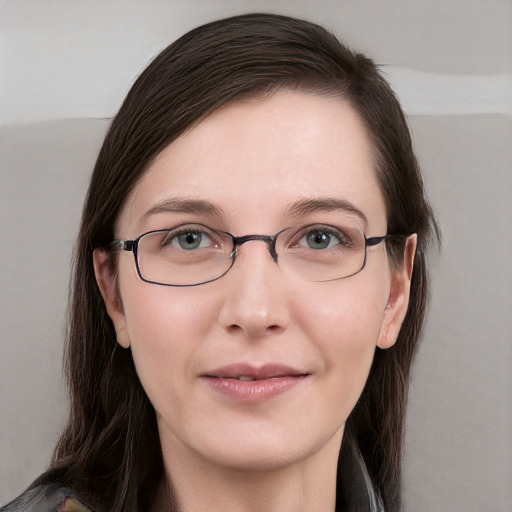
[108, 240, 135, 252]
[366, 234, 408, 248]
[366, 235, 387, 247]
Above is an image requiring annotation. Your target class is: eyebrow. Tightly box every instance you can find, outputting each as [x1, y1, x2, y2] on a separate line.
[144, 198, 225, 218]
[143, 195, 368, 227]
[286, 197, 368, 228]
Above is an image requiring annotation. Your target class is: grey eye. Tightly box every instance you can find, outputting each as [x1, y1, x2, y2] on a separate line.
[305, 230, 338, 250]
[176, 232, 210, 250]
[160, 228, 215, 251]
[297, 226, 354, 250]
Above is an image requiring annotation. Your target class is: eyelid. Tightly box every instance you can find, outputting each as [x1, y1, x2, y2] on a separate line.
[151, 222, 220, 235]
[162, 223, 230, 246]
[168, 223, 216, 233]
[291, 222, 359, 235]
[162, 223, 223, 243]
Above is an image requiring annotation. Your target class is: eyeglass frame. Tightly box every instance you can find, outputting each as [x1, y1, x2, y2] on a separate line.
[108, 227, 407, 287]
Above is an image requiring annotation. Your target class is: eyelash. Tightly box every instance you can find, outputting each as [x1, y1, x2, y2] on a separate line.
[160, 225, 218, 247]
[153, 223, 356, 251]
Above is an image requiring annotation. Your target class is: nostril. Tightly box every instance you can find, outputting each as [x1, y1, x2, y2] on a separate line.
[227, 323, 279, 332]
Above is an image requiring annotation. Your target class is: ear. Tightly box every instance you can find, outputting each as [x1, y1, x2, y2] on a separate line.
[93, 248, 131, 348]
[377, 234, 417, 349]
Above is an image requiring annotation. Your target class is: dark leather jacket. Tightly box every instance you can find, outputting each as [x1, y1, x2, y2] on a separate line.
[0, 483, 94, 512]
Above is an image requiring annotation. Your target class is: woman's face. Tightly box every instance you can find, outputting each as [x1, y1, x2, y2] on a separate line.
[95, 91, 413, 474]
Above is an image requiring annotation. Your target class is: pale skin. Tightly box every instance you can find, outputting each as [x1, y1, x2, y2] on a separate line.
[94, 91, 416, 512]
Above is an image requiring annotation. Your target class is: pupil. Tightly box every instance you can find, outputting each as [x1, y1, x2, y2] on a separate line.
[307, 232, 330, 249]
[179, 232, 201, 249]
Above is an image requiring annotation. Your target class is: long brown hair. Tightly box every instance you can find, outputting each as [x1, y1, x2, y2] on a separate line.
[34, 13, 437, 511]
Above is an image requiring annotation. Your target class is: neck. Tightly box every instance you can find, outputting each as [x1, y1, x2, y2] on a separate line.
[155, 429, 343, 512]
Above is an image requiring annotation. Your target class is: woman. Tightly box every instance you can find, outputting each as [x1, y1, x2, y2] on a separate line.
[2, 13, 436, 512]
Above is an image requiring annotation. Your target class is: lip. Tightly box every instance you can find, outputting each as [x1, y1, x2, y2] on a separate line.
[201, 363, 309, 402]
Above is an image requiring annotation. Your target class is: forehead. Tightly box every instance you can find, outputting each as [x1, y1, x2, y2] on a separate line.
[118, 91, 387, 234]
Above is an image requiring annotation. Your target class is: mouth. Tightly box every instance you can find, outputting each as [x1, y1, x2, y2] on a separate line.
[232, 375, 269, 382]
[205, 363, 308, 380]
[201, 364, 309, 402]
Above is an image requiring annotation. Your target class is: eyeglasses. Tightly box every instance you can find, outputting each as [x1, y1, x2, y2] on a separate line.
[108, 223, 404, 287]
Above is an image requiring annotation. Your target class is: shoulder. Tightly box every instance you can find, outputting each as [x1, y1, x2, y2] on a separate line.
[1, 483, 95, 512]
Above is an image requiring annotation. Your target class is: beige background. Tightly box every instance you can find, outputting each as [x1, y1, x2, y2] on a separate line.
[1, 1, 511, 510]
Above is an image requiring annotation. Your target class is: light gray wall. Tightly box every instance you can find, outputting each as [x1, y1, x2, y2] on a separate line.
[1, 1, 511, 510]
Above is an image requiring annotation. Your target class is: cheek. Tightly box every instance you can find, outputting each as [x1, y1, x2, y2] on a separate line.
[297, 275, 388, 347]
[297, 277, 388, 400]
[119, 282, 215, 401]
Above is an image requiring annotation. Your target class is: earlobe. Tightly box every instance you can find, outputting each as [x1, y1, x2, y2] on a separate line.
[377, 234, 417, 349]
[93, 248, 131, 348]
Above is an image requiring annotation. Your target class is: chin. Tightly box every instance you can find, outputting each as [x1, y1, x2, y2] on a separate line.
[188, 418, 344, 473]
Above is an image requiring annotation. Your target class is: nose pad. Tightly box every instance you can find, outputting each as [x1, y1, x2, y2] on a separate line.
[233, 233, 279, 263]
[217, 243, 291, 338]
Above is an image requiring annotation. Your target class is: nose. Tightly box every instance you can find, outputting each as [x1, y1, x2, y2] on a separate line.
[217, 241, 291, 338]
